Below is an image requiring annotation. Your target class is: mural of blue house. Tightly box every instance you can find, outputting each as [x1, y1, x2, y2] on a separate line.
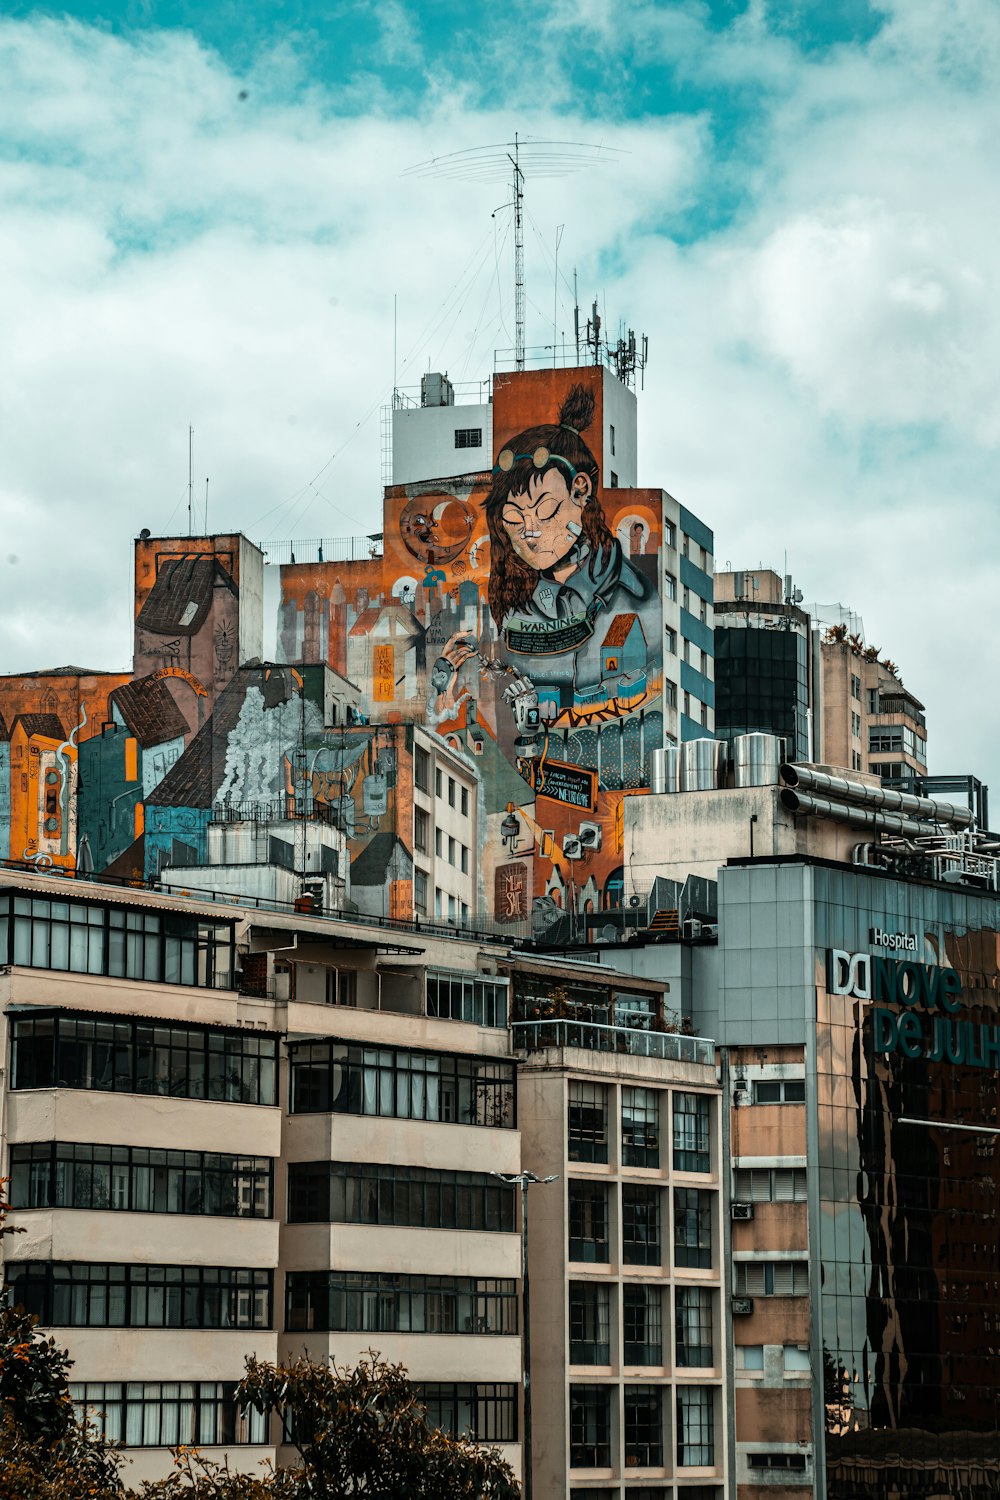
[600, 613, 647, 701]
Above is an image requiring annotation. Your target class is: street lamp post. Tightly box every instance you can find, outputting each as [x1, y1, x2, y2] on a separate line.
[492, 1169, 558, 1500]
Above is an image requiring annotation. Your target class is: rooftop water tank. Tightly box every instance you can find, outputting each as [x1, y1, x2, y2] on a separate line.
[732, 733, 783, 788]
[680, 737, 726, 792]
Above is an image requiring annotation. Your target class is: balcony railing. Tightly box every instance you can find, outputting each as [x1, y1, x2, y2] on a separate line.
[513, 1020, 714, 1065]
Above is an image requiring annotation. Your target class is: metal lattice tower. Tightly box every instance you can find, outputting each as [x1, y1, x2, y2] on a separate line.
[509, 134, 525, 370]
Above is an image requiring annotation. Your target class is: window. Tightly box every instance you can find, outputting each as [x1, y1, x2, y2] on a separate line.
[9, 1142, 272, 1218]
[676, 1286, 713, 1367]
[287, 1161, 515, 1232]
[415, 808, 429, 852]
[288, 1039, 515, 1127]
[569, 1282, 610, 1364]
[570, 1385, 610, 1468]
[568, 1182, 609, 1262]
[414, 745, 430, 792]
[664, 681, 677, 709]
[419, 1384, 516, 1442]
[622, 1184, 661, 1266]
[609, 471, 618, 488]
[624, 1386, 662, 1467]
[748, 1453, 808, 1471]
[435, 828, 443, 857]
[622, 1087, 659, 1167]
[426, 972, 509, 1028]
[460, 786, 469, 816]
[70, 1382, 266, 1446]
[674, 1187, 712, 1268]
[700, 702, 709, 728]
[568, 1081, 608, 1163]
[664, 571, 677, 601]
[677, 1385, 714, 1466]
[0, 894, 235, 989]
[733, 1261, 809, 1296]
[683, 691, 691, 717]
[414, 869, 428, 914]
[285, 1273, 517, 1335]
[700, 596, 708, 623]
[448, 776, 456, 808]
[752, 1078, 805, 1104]
[609, 423, 615, 455]
[461, 844, 469, 875]
[682, 638, 690, 664]
[10, 1012, 277, 1105]
[736, 1345, 764, 1370]
[851, 673, 861, 700]
[784, 1346, 811, 1371]
[448, 835, 456, 866]
[665, 626, 677, 654]
[867, 687, 879, 714]
[734, 1168, 807, 1203]
[8, 1262, 271, 1330]
[665, 520, 676, 549]
[454, 427, 483, 449]
[623, 1284, 662, 1365]
[673, 1093, 711, 1172]
[435, 768, 443, 797]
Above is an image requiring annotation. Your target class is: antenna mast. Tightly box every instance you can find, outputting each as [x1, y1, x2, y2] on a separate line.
[507, 134, 525, 370]
[187, 426, 193, 536]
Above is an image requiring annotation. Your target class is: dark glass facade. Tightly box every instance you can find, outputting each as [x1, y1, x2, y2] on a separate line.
[714, 622, 808, 759]
[812, 868, 1000, 1498]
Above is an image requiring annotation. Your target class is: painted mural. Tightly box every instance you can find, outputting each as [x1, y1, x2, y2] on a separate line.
[0, 367, 668, 934]
[275, 367, 665, 934]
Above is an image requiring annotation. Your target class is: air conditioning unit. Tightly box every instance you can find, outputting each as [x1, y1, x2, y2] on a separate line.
[731, 1202, 754, 1221]
[682, 917, 703, 939]
[562, 834, 583, 860]
[702, 922, 719, 939]
[578, 821, 602, 851]
[731, 1295, 754, 1315]
[299, 878, 325, 914]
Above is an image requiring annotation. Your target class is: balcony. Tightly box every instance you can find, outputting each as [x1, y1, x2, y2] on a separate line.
[512, 1020, 713, 1065]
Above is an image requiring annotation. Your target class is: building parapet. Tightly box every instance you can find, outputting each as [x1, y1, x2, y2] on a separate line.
[512, 1019, 713, 1065]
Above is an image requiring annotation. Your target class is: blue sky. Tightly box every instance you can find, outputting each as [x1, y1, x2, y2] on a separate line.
[0, 0, 998, 791]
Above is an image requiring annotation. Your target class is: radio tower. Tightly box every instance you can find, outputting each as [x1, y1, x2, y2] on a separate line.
[509, 134, 525, 369]
[405, 138, 622, 369]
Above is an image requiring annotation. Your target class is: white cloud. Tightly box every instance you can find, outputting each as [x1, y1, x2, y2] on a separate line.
[0, 5, 997, 794]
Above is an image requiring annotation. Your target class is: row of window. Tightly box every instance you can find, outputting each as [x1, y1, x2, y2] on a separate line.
[426, 971, 509, 1029]
[568, 1084, 711, 1171]
[7, 1263, 271, 1329]
[569, 1182, 714, 1269]
[6, 1266, 517, 1337]
[570, 1283, 714, 1368]
[733, 1261, 809, 1297]
[288, 1040, 515, 1127]
[10, 1016, 518, 1128]
[433, 827, 470, 872]
[0, 893, 235, 990]
[287, 1161, 515, 1232]
[571, 1384, 715, 1469]
[70, 1380, 514, 1448]
[285, 1273, 517, 1335]
[11, 1012, 277, 1106]
[8, 1142, 272, 1218]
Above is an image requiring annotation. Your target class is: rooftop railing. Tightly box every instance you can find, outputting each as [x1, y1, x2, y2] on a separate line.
[261, 536, 384, 567]
[512, 1019, 714, 1065]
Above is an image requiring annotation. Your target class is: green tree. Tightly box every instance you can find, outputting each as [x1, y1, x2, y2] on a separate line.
[0, 1179, 124, 1500]
[140, 1353, 520, 1500]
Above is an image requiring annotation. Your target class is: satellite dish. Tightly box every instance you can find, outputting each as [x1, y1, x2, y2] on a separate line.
[139, 528, 151, 540]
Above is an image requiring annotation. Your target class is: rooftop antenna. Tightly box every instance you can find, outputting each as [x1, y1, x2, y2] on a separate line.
[573, 268, 580, 362]
[204, 477, 209, 534]
[404, 138, 625, 371]
[553, 224, 564, 366]
[187, 426, 193, 537]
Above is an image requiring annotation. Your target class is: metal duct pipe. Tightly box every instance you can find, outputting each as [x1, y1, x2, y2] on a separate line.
[779, 787, 932, 839]
[780, 763, 973, 828]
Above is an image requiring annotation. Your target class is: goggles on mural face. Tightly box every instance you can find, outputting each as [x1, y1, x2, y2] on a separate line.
[494, 447, 578, 478]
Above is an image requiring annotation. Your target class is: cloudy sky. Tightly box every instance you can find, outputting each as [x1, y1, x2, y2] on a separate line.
[2, 0, 997, 797]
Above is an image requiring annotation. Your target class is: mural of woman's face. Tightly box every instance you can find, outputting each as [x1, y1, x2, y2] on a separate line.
[500, 468, 591, 571]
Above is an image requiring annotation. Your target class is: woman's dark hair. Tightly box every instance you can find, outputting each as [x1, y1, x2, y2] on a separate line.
[484, 383, 614, 627]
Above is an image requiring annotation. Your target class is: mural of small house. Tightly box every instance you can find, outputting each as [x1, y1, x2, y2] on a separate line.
[600, 613, 648, 703]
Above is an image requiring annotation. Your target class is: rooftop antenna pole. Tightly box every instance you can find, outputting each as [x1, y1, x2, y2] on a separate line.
[553, 224, 564, 366]
[507, 133, 525, 370]
[204, 477, 209, 534]
[573, 268, 579, 363]
[187, 426, 193, 537]
[393, 292, 398, 402]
